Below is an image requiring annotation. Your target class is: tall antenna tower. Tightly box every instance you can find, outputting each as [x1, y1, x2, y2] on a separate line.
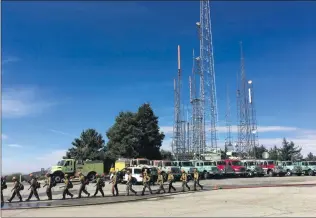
[237, 42, 252, 157]
[225, 84, 233, 150]
[190, 49, 204, 157]
[196, 0, 218, 151]
[172, 45, 183, 157]
[248, 80, 259, 156]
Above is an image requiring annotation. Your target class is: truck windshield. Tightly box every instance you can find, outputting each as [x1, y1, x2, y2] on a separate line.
[217, 161, 225, 165]
[134, 169, 142, 174]
[138, 160, 150, 165]
[164, 162, 172, 166]
[247, 162, 255, 166]
[308, 162, 316, 166]
[57, 160, 65, 166]
[285, 162, 293, 166]
[181, 162, 193, 167]
[232, 161, 242, 166]
[204, 162, 216, 166]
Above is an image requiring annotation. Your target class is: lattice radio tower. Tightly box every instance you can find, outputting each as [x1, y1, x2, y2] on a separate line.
[248, 80, 259, 156]
[196, 0, 218, 150]
[172, 45, 187, 158]
[236, 42, 252, 157]
[225, 84, 233, 150]
[189, 49, 204, 157]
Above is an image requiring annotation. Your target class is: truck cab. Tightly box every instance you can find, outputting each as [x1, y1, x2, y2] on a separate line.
[189, 160, 221, 179]
[299, 161, 316, 176]
[153, 160, 181, 181]
[276, 161, 302, 176]
[216, 160, 246, 177]
[130, 158, 151, 167]
[50, 159, 104, 183]
[257, 160, 286, 177]
[241, 160, 265, 177]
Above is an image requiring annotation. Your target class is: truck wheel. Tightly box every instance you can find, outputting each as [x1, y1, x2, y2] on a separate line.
[54, 175, 62, 183]
[87, 172, 96, 181]
[308, 169, 314, 176]
[286, 170, 292, 176]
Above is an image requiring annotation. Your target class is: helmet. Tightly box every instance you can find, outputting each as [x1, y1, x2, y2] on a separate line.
[12, 177, 16, 180]
[29, 173, 33, 177]
[65, 174, 68, 177]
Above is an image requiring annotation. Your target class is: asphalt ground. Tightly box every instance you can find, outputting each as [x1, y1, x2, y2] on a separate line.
[2, 185, 316, 217]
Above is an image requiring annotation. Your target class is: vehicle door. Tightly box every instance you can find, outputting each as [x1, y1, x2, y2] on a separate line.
[64, 160, 74, 174]
[225, 161, 234, 174]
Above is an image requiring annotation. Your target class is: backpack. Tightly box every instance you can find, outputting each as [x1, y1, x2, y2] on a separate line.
[36, 182, 41, 189]
[52, 180, 57, 187]
[68, 180, 73, 189]
[19, 183, 24, 190]
[100, 180, 105, 187]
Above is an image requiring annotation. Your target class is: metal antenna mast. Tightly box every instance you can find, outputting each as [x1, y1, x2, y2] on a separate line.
[196, 0, 218, 151]
[172, 45, 182, 158]
[190, 49, 204, 157]
[237, 42, 251, 157]
[248, 80, 259, 157]
[225, 84, 233, 150]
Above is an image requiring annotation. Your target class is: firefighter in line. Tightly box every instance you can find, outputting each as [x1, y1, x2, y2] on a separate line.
[93, 174, 105, 197]
[43, 173, 54, 200]
[180, 169, 190, 192]
[1, 176, 7, 203]
[8, 177, 23, 202]
[193, 168, 203, 191]
[78, 172, 90, 198]
[141, 168, 153, 196]
[126, 170, 137, 196]
[25, 174, 40, 201]
[155, 170, 166, 194]
[62, 174, 74, 200]
[167, 170, 176, 193]
[110, 170, 119, 196]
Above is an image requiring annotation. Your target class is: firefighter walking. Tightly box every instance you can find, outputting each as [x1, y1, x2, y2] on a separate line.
[193, 168, 203, 191]
[155, 170, 166, 194]
[93, 174, 105, 197]
[167, 170, 176, 193]
[25, 174, 40, 201]
[78, 172, 90, 198]
[141, 169, 153, 196]
[180, 169, 190, 192]
[126, 171, 137, 196]
[8, 177, 23, 202]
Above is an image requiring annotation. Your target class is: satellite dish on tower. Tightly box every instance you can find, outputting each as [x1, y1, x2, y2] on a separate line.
[262, 152, 269, 159]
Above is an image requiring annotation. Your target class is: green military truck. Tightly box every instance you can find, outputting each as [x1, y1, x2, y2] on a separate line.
[241, 160, 265, 177]
[298, 161, 316, 176]
[49, 159, 106, 183]
[276, 161, 303, 176]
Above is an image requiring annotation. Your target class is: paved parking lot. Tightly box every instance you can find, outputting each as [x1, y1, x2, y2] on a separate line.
[3, 175, 316, 201]
[2, 185, 316, 217]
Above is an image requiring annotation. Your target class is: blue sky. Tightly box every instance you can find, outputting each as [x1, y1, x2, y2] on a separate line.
[2, 1, 316, 174]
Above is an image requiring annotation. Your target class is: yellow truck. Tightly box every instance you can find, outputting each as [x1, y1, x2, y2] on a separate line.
[114, 158, 151, 171]
[49, 159, 106, 183]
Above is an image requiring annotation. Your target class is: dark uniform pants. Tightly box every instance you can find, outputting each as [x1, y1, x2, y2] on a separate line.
[9, 190, 22, 202]
[94, 186, 105, 197]
[27, 187, 40, 200]
[141, 182, 152, 195]
[46, 187, 52, 200]
[1, 189, 4, 202]
[112, 184, 119, 196]
[156, 183, 166, 194]
[193, 180, 203, 190]
[126, 184, 136, 196]
[78, 184, 90, 198]
[182, 181, 190, 191]
[168, 182, 176, 192]
[62, 188, 73, 199]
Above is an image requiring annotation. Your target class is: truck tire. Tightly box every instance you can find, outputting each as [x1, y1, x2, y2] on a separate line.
[53, 173, 63, 183]
[87, 172, 97, 181]
[286, 170, 292, 176]
[308, 169, 314, 176]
